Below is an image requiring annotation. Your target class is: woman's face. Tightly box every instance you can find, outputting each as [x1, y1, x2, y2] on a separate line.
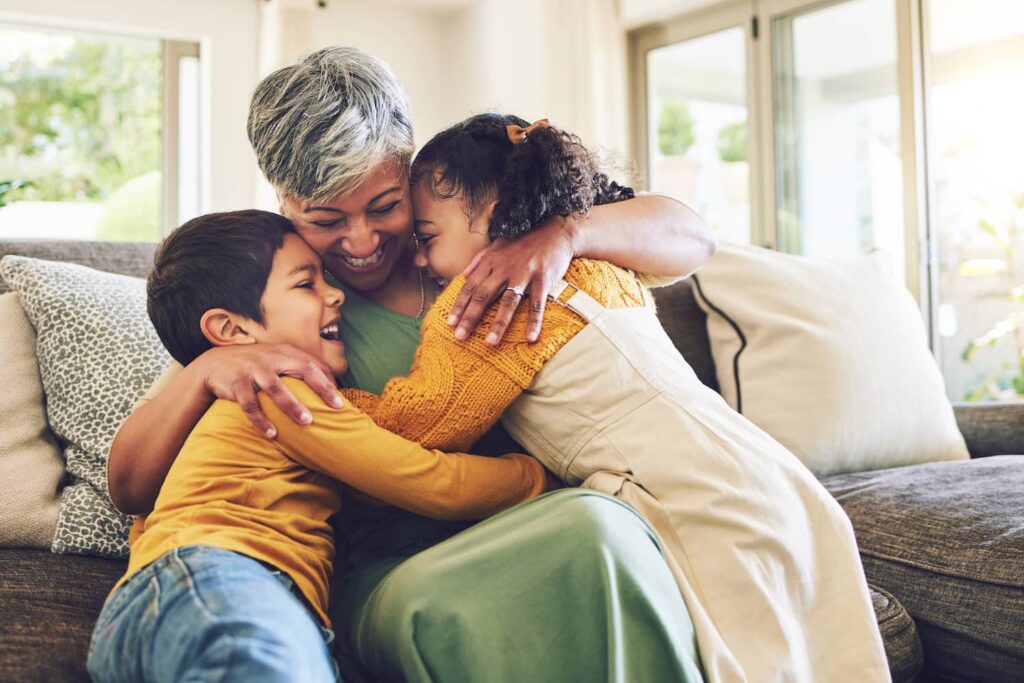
[279, 159, 415, 294]
[411, 182, 492, 282]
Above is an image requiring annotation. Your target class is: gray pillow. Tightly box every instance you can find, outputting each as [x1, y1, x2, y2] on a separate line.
[0, 255, 168, 557]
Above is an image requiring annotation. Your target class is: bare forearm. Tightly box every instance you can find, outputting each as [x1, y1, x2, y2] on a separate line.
[567, 194, 716, 277]
[107, 364, 213, 514]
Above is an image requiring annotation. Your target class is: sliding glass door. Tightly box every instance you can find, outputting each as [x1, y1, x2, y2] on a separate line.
[766, 0, 904, 280]
[632, 3, 757, 245]
[926, 0, 1024, 400]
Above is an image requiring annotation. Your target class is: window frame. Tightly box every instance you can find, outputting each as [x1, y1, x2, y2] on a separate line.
[162, 39, 202, 236]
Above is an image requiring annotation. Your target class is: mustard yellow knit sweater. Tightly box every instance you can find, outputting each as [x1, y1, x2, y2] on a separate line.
[343, 258, 647, 452]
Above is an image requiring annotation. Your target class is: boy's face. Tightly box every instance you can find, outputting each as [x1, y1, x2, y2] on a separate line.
[250, 233, 348, 378]
[411, 181, 492, 282]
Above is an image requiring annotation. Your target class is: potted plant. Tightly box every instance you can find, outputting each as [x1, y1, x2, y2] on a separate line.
[654, 101, 700, 201]
[717, 121, 748, 204]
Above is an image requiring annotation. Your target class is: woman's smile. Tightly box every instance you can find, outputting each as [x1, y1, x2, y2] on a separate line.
[334, 237, 390, 272]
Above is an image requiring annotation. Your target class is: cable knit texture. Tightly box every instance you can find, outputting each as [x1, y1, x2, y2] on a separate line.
[342, 258, 647, 452]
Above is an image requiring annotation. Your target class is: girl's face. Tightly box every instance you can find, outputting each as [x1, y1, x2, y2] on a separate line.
[411, 181, 493, 282]
[279, 159, 415, 295]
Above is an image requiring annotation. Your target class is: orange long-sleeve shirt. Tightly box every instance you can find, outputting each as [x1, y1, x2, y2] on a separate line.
[117, 380, 547, 625]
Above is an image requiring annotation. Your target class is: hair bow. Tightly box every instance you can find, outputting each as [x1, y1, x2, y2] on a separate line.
[506, 118, 551, 144]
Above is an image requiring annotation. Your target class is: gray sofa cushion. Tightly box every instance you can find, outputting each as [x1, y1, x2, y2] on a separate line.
[0, 549, 126, 683]
[823, 455, 1024, 682]
[871, 584, 923, 682]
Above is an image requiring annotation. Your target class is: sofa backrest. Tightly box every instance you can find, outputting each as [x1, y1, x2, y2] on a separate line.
[653, 281, 719, 393]
[0, 240, 156, 296]
[0, 239, 721, 392]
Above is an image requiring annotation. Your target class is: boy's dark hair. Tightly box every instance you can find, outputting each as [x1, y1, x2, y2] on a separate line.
[147, 210, 294, 366]
[410, 113, 635, 240]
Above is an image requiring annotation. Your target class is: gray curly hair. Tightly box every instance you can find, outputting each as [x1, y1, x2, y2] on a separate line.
[247, 46, 415, 201]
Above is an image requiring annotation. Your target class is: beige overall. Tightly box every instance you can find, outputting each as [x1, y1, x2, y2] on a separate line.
[502, 281, 890, 683]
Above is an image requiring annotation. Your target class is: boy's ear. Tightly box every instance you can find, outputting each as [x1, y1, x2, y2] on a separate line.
[199, 308, 259, 348]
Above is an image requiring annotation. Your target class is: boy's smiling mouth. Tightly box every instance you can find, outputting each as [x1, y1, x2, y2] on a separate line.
[319, 319, 341, 342]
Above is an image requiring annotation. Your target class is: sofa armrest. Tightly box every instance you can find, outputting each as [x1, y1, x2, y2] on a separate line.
[953, 401, 1024, 458]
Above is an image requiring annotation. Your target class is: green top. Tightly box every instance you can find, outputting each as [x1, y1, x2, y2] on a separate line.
[335, 282, 421, 393]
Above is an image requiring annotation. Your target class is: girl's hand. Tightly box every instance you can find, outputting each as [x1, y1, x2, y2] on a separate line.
[448, 216, 577, 345]
[195, 344, 343, 438]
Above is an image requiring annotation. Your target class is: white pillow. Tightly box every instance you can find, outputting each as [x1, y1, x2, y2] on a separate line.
[0, 292, 64, 548]
[0, 256, 169, 557]
[692, 242, 968, 477]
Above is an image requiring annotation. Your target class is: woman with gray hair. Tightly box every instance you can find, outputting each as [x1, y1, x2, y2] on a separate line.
[109, 46, 714, 682]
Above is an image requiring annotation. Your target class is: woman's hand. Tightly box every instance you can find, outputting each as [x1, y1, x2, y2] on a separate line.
[448, 216, 577, 345]
[196, 343, 344, 438]
[447, 195, 715, 346]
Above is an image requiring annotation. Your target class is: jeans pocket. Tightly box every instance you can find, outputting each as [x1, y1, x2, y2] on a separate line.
[90, 566, 161, 664]
[93, 578, 136, 637]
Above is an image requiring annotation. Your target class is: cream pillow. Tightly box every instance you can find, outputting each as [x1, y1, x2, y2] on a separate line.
[0, 292, 64, 547]
[692, 243, 969, 477]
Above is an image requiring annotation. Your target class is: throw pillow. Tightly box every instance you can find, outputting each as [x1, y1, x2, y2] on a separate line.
[691, 242, 968, 477]
[0, 292, 64, 548]
[0, 255, 169, 557]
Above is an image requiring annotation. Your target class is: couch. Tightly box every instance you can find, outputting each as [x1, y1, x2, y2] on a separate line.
[0, 238, 1021, 683]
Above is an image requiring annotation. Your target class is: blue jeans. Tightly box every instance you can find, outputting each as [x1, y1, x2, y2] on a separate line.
[87, 545, 337, 683]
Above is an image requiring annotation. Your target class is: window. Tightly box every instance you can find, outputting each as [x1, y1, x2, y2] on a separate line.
[632, 2, 756, 246]
[0, 22, 202, 241]
[632, 0, 1024, 402]
[927, 0, 1024, 400]
[647, 27, 752, 245]
[770, 0, 904, 279]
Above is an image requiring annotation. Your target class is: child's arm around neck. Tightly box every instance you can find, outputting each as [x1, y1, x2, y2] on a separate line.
[265, 377, 548, 520]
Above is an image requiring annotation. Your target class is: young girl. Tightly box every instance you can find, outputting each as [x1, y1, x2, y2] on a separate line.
[351, 113, 890, 682]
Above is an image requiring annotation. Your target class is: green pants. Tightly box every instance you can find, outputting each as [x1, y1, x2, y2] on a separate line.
[330, 489, 704, 683]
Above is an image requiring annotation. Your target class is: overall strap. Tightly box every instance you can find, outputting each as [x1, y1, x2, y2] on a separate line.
[548, 279, 605, 322]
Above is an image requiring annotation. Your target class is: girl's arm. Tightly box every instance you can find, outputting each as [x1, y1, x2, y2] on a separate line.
[449, 194, 716, 344]
[342, 266, 592, 454]
[107, 344, 342, 514]
[262, 378, 549, 520]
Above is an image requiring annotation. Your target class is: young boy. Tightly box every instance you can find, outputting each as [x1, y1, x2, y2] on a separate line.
[86, 210, 548, 683]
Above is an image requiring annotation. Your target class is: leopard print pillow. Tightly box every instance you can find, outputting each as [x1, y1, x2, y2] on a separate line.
[0, 255, 169, 557]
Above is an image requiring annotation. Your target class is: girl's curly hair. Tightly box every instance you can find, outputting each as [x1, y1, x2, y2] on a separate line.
[410, 113, 634, 240]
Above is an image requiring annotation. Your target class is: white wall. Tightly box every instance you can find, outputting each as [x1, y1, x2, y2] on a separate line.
[620, 0, 722, 28]
[0, 0, 262, 213]
[304, 2, 451, 152]
[300, 0, 628, 157]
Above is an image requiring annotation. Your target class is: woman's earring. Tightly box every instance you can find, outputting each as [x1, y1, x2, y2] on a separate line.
[412, 234, 422, 256]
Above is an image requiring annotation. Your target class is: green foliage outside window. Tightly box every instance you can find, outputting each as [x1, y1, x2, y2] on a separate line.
[716, 121, 747, 163]
[657, 101, 696, 157]
[0, 31, 162, 239]
[0, 179, 32, 208]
